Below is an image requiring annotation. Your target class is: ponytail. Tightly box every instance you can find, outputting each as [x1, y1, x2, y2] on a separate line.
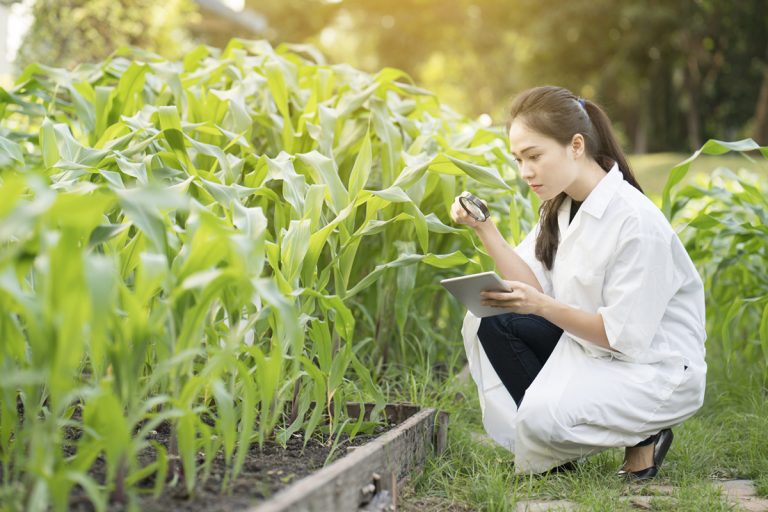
[582, 100, 643, 193]
[508, 86, 643, 270]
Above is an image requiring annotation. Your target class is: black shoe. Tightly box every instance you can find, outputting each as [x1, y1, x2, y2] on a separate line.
[618, 428, 673, 482]
[620, 464, 658, 481]
[653, 428, 673, 466]
[550, 460, 578, 474]
[535, 460, 578, 477]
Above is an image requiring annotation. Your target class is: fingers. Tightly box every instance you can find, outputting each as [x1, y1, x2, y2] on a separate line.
[449, 201, 465, 225]
[480, 297, 516, 310]
[450, 194, 478, 227]
[482, 288, 519, 298]
[500, 280, 515, 292]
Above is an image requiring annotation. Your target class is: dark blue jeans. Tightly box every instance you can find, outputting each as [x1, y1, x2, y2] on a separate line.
[477, 312, 563, 407]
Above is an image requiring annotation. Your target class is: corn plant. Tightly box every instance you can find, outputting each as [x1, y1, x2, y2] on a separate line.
[663, 139, 768, 380]
[0, 39, 533, 510]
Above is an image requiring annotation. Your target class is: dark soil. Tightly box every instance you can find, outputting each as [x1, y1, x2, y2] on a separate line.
[67, 421, 392, 512]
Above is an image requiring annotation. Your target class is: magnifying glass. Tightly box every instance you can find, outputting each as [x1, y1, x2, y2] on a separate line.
[459, 193, 490, 222]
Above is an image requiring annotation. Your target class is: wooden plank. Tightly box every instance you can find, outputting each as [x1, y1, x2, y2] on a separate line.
[251, 406, 445, 512]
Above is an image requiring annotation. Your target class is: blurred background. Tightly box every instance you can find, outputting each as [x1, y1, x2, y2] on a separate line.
[1, 0, 767, 156]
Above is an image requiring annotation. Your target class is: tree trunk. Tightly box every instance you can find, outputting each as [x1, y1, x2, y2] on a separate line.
[684, 54, 703, 151]
[0, 4, 9, 80]
[752, 58, 768, 145]
[633, 82, 651, 154]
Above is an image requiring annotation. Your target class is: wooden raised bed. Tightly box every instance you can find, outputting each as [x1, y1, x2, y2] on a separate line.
[251, 403, 449, 512]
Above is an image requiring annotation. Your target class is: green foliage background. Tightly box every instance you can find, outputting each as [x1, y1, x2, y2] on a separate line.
[8, 0, 768, 152]
[14, 0, 196, 71]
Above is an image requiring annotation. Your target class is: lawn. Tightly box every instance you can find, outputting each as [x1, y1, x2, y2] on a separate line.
[394, 346, 768, 511]
[629, 152, 768, 200]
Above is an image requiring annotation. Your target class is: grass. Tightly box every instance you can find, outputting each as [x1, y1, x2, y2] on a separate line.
[629, 152, 768, 200]
[389, 342, 768, 511]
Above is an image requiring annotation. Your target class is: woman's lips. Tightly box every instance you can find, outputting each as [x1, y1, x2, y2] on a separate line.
[530, 184, 542, 192]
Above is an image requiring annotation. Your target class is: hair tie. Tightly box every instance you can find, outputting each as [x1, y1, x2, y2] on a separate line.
[577, 97, 586, 109]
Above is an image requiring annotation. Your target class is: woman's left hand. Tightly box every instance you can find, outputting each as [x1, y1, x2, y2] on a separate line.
[481, 280, 553, 316]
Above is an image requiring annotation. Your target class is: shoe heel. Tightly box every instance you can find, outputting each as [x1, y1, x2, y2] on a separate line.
[653, 429, 674, 467]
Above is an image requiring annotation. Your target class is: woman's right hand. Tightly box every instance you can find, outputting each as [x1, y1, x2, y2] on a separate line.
[450, 192, 488, 230]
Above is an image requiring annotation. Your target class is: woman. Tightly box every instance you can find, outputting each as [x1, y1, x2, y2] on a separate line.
[451, 86, 706, 480]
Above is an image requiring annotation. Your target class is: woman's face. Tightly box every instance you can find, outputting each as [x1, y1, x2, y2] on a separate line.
[508, 118, 578, 201]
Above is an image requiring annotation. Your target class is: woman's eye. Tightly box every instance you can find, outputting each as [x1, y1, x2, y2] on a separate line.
[529, 154, 540, 161]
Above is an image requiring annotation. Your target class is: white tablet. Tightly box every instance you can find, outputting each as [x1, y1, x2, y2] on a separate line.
[440, 271, 512, 318]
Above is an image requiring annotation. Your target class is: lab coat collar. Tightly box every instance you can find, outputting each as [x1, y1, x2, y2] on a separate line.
[556, 163, 622, 241]
[580, 163, 622, 220]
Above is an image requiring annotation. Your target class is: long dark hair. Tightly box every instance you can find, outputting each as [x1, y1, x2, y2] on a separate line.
[508, 86, 643, 270]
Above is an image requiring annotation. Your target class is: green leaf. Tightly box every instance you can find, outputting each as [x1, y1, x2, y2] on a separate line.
[115, 62, 148, 115]
[0, 135, 25, 167]
[423, 251, 470, 268]
[760, 302, 768, 366]
[304, 290, 355, 342]
[661, 158, 694, 219]
[348, 132, 373, 201]
[40, 118, 60, 168]
[433, 154, 510, 190]
[299, 356, 327, 444]
[370, 186, 412, 203]
[345, 253, 424, 298]
[409, 203, 429, 253]
[424, 213, 463, 234]
[88, 224, 130, 247]
[117, 187, 179, 253]
[94, 86, 115, 138]
[352, 213, 414, 239]
[395, 246, 417, 337]
[178, 413, 198, 493]
[281, 219, 311, 283]
[688, 213, 720, 230]
[0, 173, 28, 218]
[265, 61, 296, 150]
[296, 151, 348, 213]
[46, 189, 116, 231]
[392, 154, 431, 191]
[157, 106, 194, 173]
[233, 360, 257, 478]
[212, 379, 236, 459]
[301, 200, 357, 285]
[308, 319, 333, 372]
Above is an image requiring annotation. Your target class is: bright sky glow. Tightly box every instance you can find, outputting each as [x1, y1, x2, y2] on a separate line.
[220, 0, 244, 11]
[6, 0, 34, 63]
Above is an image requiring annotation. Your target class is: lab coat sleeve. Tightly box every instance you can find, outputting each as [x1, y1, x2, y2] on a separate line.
[597, 219, 680, 361]
[513, 222, 553, 297]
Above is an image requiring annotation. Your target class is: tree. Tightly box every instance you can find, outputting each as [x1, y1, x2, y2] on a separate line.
[16, 0, 197, 71]
[236, 1, 767, 150]
[244, 0, 341, 45]
[502, 0, 768, 151]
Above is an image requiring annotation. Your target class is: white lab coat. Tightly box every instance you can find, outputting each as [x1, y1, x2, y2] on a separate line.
[462, 165, 707, 474]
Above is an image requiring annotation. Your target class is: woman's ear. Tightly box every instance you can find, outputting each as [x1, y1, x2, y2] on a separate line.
[571, 133, 586, 158]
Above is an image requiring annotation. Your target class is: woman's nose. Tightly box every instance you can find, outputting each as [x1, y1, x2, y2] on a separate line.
[519, 163, 534, 179]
